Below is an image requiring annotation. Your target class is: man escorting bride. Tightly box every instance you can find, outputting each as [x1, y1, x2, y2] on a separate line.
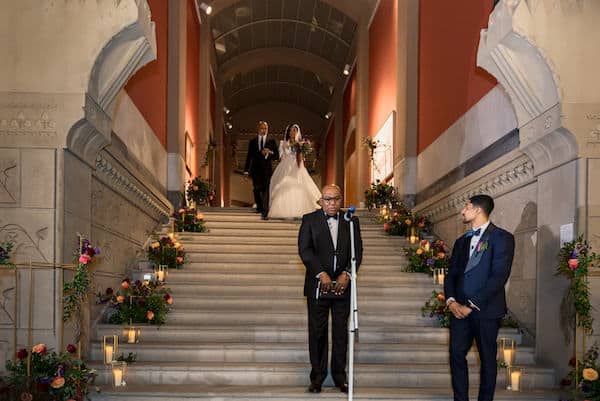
[268, 123, 321, 219]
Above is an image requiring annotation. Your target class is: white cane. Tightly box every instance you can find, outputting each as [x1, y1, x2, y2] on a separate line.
[344, 206, 359, 401]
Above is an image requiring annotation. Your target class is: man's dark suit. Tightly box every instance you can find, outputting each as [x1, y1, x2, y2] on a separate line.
[298, 209, 363, 387]
[244, 135, 279, 216]
[444, 223, 515, 401]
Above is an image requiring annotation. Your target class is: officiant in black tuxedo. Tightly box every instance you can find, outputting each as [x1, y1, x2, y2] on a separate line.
[243, 120, 279, 220]
[298, 184, 363, 394]
[444, 194, 515, 401]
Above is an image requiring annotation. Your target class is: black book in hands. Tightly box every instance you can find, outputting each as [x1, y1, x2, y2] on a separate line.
[316, 280, 346, 300]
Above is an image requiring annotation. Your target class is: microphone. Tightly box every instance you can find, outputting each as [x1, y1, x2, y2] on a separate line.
[344, 205, 356, 222]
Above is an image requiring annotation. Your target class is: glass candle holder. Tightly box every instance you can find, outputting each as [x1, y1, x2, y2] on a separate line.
[507, 366, 523, 391]
[499, 337, 516, 367]
[124, 326, 141, 344]
[409, 226, 418, 244]
[111, 361, 127, 387]
[155, 264, 168, 282]
[103, 335, 118, 365]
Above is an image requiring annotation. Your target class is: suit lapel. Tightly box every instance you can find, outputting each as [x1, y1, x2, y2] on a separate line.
[318, 212, 336, 253]
[336, 213, 348, 252]
[464, 223, 496, 274]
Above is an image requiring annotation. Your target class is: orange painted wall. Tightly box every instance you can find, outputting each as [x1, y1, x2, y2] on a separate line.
[324, 120, 335, 185]
[418, 0, 497, 153]
[343, 69, 356, 143]
[125, 0, 168, 148]
[368, 0, 397, 139]
[185, 0, 200, 176]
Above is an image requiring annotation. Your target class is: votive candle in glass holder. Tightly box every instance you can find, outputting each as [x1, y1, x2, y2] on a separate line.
[409, 226, 418, 244]
[438, 268, 445, 286]
[507, 366, 523, 391]
[103, 335, 118, 364]
[499, 337, 516, 367]
[124, 326, 141, 344]
[111, 361, 127, 387]
[155, 265, 168, 282]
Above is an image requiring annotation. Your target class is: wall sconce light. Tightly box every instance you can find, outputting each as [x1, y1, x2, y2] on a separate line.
[223, 106, 230, 114]
[199, 2, 212, 15]
[324, 112, 333, 120]
[343, 64, 351, 76]
[225, 122, 233, 130]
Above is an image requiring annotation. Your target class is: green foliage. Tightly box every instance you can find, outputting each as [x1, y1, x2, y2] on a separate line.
[147, 235, 185, 269]
[0, 240, 14, 266]
[404, 240, 449, 274]
[4, 344, 95, 401]
[377, 204, 432, 237]
[116, 352, 137, 364]
[174, 208, 207, 233]
[98, 279, 172, 326]
[186, 176, 215, 206]
[556, 236, 598, 333]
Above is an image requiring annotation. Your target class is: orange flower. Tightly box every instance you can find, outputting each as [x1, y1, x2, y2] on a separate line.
[116, 295, 125, 303]
[178, 208, 185, 214]
[405, 219, 412, 225]
[416, 249, 423, 255]
[167, 297, 173, 305]
[583, 368, 599, 381]
[151, 241, 160, 249]
[32, 344, 46, 355]
[147, 310, 155, 320]
[51, 377, 65, 389]
[176, 256, 183, 263]
[438, 252, 445, 258]
[437, 293, 445, 301]
[383, 223, 389, 232]
[196, 213, 204, 220]
[121, 280, 130, 289]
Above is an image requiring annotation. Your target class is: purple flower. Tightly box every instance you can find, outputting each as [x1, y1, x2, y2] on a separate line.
[426, 258, 434, 266]
[38, 377, 51, 385]
[94, 247, 101, 255]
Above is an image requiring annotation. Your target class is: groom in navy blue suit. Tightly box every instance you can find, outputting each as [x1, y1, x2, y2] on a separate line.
[444, 194, 515, 401]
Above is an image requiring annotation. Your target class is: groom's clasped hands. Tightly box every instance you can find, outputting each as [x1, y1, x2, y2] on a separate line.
[319, 272, 349, 295]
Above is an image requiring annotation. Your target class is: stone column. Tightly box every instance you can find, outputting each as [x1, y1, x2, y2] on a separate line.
[354, 19, 370, 207]
[394, 0, 419, 208]
[198, 17, 213, 180]
[166, 0, 187, 208]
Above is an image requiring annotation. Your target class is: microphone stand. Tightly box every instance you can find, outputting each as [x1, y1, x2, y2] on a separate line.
[344, 206, 359, 401]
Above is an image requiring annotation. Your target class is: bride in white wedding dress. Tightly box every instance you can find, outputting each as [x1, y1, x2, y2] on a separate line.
[268, 124, 321, 219]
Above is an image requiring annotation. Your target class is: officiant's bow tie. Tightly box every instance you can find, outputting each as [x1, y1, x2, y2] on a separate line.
[465, 228, 481, 237]
[327, 214, 338, 220]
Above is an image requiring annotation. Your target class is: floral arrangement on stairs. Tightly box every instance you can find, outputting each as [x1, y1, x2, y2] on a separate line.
[174, 207, 207, 233]
[186, 176, 216, 207]
[147, 234, 185, 269]
[560, 344, 600, 401]
[97, 278, 173, 326]
[378, 204, 431, 237]
[3, 343, 96, 401]
[364, 180, 398, 210]
[404, 240, 449, 274]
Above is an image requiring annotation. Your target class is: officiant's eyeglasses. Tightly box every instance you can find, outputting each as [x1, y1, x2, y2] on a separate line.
[321, 196, 342, 203]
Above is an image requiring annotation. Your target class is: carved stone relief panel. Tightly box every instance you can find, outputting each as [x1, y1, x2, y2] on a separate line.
[0, 270, 16, 327]
[0, 149, 20, 205]
[0, 210, 54, 263]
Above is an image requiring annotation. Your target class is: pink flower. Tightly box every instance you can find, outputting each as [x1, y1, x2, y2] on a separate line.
[437, 293, 445, 301]
[568, 258, 579, 270]
[179, 208, 185, 214]
[32, 344, 46, 355]
[383, 223, 389, 232]
[121, 280, 130, 289]
[147, 310, 155, 320]
[176, 256, 183, 263]
[79, 254, 91, 264]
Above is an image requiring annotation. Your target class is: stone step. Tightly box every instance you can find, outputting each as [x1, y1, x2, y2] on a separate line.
[198, 212, 381, 223]
[202, 221, 385, 231]
[179, 261, 419, 274]
[167, 295, 426, 312]
[92, 385, 558, 401]
[94, 325, 523, 345]
[183, 253, 405, 265]
[165, 310, 439, 327]
[90, 361, 555, 389]
[177, 234, 408, 244]
[164, 282, 435, 298]
[164, 271, 432, 287]
[89, 341, 536, 365]
[177, 229, 400, 239]
[180, 243, 405, 255]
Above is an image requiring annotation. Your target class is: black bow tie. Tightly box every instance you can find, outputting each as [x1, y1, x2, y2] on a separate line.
[327, 214, 338, 220]
[466, 228, 481, 237]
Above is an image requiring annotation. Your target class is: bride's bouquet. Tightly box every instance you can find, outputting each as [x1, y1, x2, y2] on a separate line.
[294, 138, 313, 167]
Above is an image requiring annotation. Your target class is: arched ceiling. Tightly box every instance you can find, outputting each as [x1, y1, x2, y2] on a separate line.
[209, 0, 371, 129]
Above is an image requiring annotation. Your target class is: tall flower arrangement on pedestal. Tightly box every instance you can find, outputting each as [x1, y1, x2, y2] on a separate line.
[174, 208, 207, 233]
[556, 236, 597, 334]
[364, 180, 397, 210]
[147, 235, 185, 269]
[63, 237, 100, 341]
[186, 177, 215, 207]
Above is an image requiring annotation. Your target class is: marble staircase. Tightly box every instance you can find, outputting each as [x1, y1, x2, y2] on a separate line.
[91, 208, 558, 400]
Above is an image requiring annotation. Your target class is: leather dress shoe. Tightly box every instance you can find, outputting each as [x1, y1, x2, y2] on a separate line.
[337, 383, 348, 393]
[261, 215, 269, 220]
[308, 383, 321, 393]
